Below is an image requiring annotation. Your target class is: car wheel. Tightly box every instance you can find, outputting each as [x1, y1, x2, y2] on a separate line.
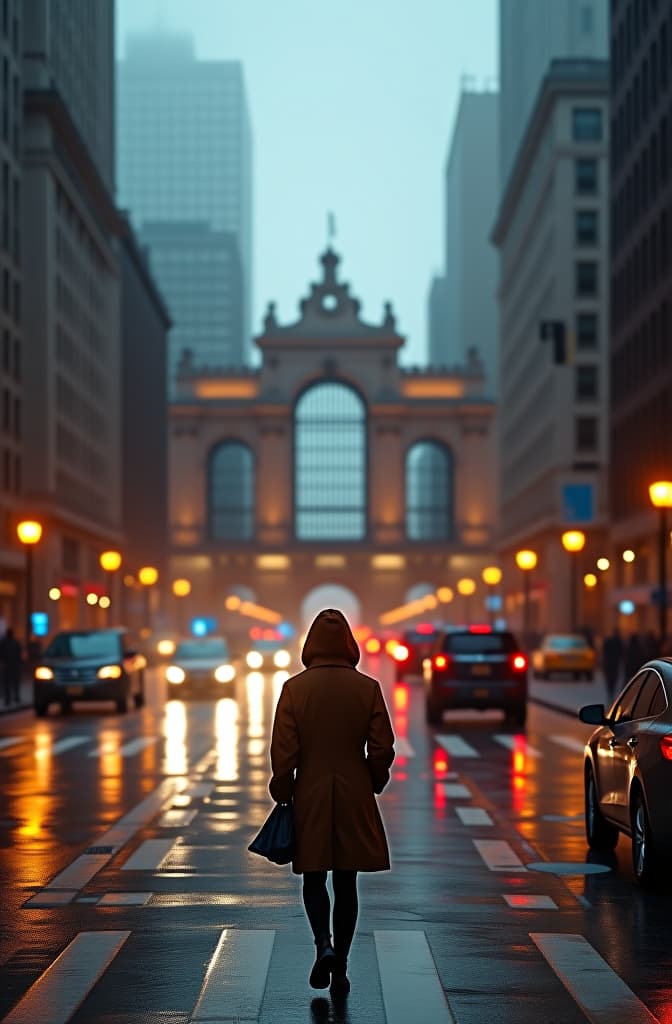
[631, 789, 658, 885]
[585, 767, 618, 850]
[116, 695, 128, 714]
[34, 701, 48, 717]
[425, 695, 443, 726]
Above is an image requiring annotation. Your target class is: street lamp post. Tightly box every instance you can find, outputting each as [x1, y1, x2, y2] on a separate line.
[99, 550, 122, 624]
[17, 520, 43, 658]
[172, 578, 191, 635]
[649, 481, 672, 649]
[481, 566, 502, 626]
[138, 566, 159, 634]
[515, 549, 537, 650]
[561, 530, 586, 633]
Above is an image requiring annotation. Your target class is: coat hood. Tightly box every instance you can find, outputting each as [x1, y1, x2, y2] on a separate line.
[301, 608, 360, 668]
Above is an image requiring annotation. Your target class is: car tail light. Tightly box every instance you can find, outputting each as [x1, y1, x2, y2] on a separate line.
[392, 644, 410, 662]
[469, 624, 492, 633]
[660, 735, 672, 761]
[511, 653, 528, 672]
[433, 653, 451, 670]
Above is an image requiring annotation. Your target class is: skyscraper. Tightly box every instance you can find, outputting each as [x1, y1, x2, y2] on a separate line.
[117, 32, 253, 383]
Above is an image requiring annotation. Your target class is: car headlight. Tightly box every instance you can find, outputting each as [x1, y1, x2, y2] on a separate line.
[273, 649, 290, 668]
[215, 664, 235, 683]
[166, 666, 185, 684]
[246, 651, 263, 669]
[35, 666, 54, 680]
[157, 639, 176, 656]
[97, 664, 123, 679]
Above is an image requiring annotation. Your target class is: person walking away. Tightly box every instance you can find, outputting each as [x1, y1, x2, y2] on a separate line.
[624, 632, 646, 682]
[0, 628, 23, 705]
[601, 628, 623, 704]
[269, 608, 395, 996]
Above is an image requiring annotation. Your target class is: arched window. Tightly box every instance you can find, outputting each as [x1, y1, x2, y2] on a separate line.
[295, 382, 366, 540]
[405, 441, 453, 540]
[209, 442, 254, 540]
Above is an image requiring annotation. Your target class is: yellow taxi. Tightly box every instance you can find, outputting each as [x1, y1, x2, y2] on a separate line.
[532, 634, 595, 680]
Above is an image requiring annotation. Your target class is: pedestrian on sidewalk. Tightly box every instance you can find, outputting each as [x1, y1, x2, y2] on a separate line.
[269, 608, 395, 997]
[0, 628, 23, 705]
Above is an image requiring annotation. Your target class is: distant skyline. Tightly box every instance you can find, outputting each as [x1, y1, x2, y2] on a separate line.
[116, 0, 498, 364]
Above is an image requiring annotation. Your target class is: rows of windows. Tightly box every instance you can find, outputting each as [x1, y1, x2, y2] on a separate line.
[1, 52, 20, 159]
[611, 113, 670, 249]
[572, 108, 602, 141]
[1, 266, 19, 322]
[1, 159, 19, 260]
[576, 209, 599, 245]
[576, 416, 598, 452]
[575, 158, 598, 194]
[55, 373, 106, 441]
[611, 209, 670, 330]
[611, 300, 671, 403]
[1, 326, 19, 379]
[576, 260, 598, 296]
[55, 326, 107, 400]
[1, 446, 19, 492]
[611, 389, 672, 520]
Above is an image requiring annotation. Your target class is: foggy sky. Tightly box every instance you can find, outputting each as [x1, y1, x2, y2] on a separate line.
[116, 0, 498, 364]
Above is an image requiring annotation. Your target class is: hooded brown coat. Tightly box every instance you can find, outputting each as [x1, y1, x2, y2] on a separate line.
[269, 609, 395, 874]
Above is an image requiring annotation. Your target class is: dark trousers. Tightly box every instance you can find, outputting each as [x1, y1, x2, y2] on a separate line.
[2, 668, 19, 704]
[302, 870, 358, 962]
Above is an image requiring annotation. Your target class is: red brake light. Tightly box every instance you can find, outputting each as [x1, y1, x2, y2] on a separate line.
[511, 653, 528, 671]
[393, 644, 410, 662]
[416, 623, 435, 634]
[469, 624, 492, 633]
[660, 735, 672, 761]
[433, 653, 450, 670]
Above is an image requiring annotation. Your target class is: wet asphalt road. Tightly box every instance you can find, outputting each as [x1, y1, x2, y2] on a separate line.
[1, 658, 671, 1024]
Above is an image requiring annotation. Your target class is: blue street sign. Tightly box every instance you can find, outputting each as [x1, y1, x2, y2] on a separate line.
[31, 611, 49, 636]
[562, 483, 594, 524]
[485, 594, 502, 611]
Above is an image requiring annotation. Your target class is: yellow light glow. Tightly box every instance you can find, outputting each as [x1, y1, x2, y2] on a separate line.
[649, 481, 672, 509]
[123, 574, 135, 587]
[315, 554, 346, 568]
[561, 530, 586, 553]
[163, 700, 187, 776]
[157, 639, 176, 656]
[371, 554, 406, 570]
[622, 549, 636, 563]
[423, 594, 438, 609]
[515, 549, 538, 571]
[99, 550, 122, 572]
[256, 554, 290, 570]
[437, 586, 454, 603]
[99, 596, 110, 609]
[215, 697, 239, 782]
[138, 566, 159, 586]
[17, 520, 42, 545]
[482, 566, 502, 586]
[225, 595, 241, 611]
[239, 600, 282, 624]
[596, 557, 610, 571]
[172, 578, 191, 597]
[48, 587, 61, 601]
[86, 592, 99, 606]
[584, 573, 598, 588]
[456, 578, 476, 596]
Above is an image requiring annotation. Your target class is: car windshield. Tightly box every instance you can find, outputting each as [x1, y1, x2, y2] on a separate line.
[253, 639, 284, 651]
[45, 631, 122, 660]
[547, 636, 588, 650]
[176, 639, 228, 659]
[443, 632, 518, 654]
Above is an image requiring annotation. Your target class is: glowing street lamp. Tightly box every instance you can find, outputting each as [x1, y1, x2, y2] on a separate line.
[138, 566, 159, 632]
[561, 530, 586, 632]
[99, 550, 121, 622]
[515, 549, 537, 649]
[172, 578, 191, 634]
[649, 481, 672, 647]
[17, 520, 43, 657]
[482, 566, 502, 625]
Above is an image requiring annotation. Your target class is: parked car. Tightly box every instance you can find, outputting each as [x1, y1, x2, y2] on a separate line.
[33, 628, 146, 716]
[424, 626, 528, 727]
[165, 637, 236, 697]
[579, 658, 672, 885]
[533, 634, 595, 680]
[388, 624, 438, 681]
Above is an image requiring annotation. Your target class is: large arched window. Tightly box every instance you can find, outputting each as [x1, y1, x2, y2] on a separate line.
[209, 441, 254, 540]
[295, 382, 366, 540]
[405, 441, 453, 540]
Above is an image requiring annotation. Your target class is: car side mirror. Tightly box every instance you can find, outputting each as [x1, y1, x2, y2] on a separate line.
[578, 703, 605, 725]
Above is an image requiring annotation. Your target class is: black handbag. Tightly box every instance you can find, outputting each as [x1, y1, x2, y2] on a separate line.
[248, 803, 294, 865]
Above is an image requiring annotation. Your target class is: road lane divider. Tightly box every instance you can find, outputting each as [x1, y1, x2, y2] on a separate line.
[455, 807, 493, 826]
[191, 929, 275, 1022]
[1, 930, 130, 1024]
[374, 930, 456, 1024]
[531, 933, 661, 1024]
[443, 783, 472, 799]
[435, 734, 479, 758]
[549, 735, 586, 754]
[49, 737, 90, 755]
[473, 839, 526, 872]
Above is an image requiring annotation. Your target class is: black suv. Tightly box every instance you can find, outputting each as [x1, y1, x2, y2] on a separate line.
[424, 627, 528, 727]
[390, 625, 438, 681]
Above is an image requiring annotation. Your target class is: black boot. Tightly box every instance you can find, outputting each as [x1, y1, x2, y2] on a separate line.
[329, 955, 350, 996]
[309, 934, 336, 989]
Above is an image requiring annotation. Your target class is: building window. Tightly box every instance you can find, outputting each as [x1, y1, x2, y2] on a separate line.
[405, 441, 453, 541]
[576, 210, 598, 245]
[576, 261, 598, 296]
[576, 313, 598, 349]
[208, 441, 254, 540]
[295, 381, 366, 540]
[576, 416, 598, 451]
[576, 365, 598, 401]
[573, 108, 602, 141]
[575, 158, 598, 194]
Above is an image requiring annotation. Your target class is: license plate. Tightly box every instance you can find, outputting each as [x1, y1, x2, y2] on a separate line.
[471, 664, 491, 676]
[66, 686, 84, 696]
[474, 688, 489, 698]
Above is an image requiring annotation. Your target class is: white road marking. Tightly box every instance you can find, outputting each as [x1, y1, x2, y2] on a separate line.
[473, 839, 526, 871]
[455, 807, 493, 826]
[122, 838, 175, 871]
[24, 891, 78, 907]
[494, 735, 541, 757]
[49, 737, 90, 755]
[504, 894, 557, 909]
[191, 929, 275, 1022]
[159, 808, 197, 827]
[374, 930, 456, 1024]
[435, 734, 479, 758]
[531, 933, 661, 1024]
[185, 782, 214, 798]
[45, 854, 114, 892]
[549, 735, 586, 754]
[118, 736, 160, 757]
[0, 736, 24, 751]
[443, 784, 472, 799]
[395, 736, 415, 757]
[1, 930, 130, 1024]
[98, 892, 152, 906]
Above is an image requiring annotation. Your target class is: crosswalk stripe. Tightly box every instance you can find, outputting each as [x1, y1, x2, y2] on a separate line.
[374, 930, 456, 1023]
[443, 783, 471, 799]
[159, 808, 197, 828]
[1, 930, 130, 1024]
[50, 737, 90, 755]
[122, 838, 175, 871]
[118, 736, 160, 757]
[494, 735, 541, 757]
[473, 839, 526, 871]
[455, 807, 493, 826]
[395, 737, 415, 757]
[531, 933, 661, 1024]
[0, 737, 23, 751]
[549, 735, 586, 754]
[435, 734, 479, 758]
[45, 853, 114, 892]
[504, 895, 557, 909]
[191, 929, 275, 1022]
